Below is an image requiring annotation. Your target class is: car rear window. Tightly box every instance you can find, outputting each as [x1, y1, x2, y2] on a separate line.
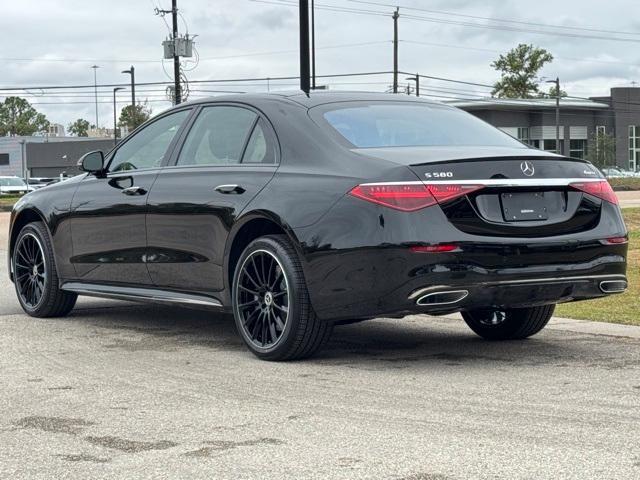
[320, 103, 523, 148]
[0, 178, 26, 187]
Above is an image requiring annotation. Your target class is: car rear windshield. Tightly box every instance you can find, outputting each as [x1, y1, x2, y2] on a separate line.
[320, 102, 523, 148]
[0, 178, 26, 187]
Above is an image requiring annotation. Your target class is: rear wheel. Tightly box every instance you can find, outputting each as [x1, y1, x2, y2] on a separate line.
[12, 222, 77, 318]
[232, 235, 332, 361]
[462, 305, 554, 340]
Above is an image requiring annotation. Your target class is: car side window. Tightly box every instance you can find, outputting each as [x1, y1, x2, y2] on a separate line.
[109, 109, 190, 172]
[242, 119, 277, 164]
[176, 106, 257, 166]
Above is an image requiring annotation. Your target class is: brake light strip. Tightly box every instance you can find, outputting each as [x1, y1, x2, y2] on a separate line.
[359, 178, 606, 187]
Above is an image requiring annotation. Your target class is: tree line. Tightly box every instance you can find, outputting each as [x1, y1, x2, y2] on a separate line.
[0, 97, 151, 137]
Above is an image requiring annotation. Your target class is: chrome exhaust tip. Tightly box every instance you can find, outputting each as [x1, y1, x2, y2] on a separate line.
[416, 290, 469, 306]
[599, 280, 627, 294]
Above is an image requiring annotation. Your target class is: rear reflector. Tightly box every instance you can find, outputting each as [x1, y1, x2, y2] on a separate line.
[569, 180, 618, 205]
[410, 244, 460, 253]
[349, 182, 484, 211]
[600, 236, 628, 245]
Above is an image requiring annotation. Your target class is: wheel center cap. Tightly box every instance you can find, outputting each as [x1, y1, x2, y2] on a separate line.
[32, 265, 38, 276]
[264, 291, 273, 307]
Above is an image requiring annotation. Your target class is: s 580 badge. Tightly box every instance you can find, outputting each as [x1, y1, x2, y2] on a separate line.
[425, 171, 454, 179]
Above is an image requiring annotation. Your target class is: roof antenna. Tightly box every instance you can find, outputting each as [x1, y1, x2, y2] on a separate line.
[299, 0, 311, 97]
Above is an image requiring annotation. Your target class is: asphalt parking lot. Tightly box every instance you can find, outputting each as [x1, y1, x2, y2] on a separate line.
[1, 212, 639, 479]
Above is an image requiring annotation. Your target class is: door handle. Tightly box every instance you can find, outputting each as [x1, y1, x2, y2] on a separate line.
[215, 184, 246, 194]
[121, 186, 147, 196]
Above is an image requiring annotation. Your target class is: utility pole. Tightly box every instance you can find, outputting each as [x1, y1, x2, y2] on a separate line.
[121, 65, 136, 107]
[547, 77, 561, 154]
[172, 0, 181, 104]
[311, 0, 316, 89]
[91, 65, 100, 128]
[392, 8, 399, 94]
[299, 0, 311, 95]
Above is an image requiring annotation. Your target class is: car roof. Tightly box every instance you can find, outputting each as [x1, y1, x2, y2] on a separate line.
[179, 90, 443, 109]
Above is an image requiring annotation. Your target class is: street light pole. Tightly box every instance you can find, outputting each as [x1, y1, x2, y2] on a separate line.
[547, 77, 561, 154]
[121, 66, 136, 107]
[299, 0, 310, 95]
[113, 87, 124, 146]
[392, 8, 399, 94]
[91, 65, 100, 129]
[311, 0, 316, 90]
[406, 74, 419, 97]
[393, 7, 400, 93]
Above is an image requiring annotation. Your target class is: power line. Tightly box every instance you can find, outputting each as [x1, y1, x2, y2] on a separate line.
[251, 0, 389, 17]
[0, 71, 396, 91]
[348, 0, 640, 37]
[399, 71, 493, 89]
[256, 0, 640, 43]
[399, 14, 640, 44]
[401, 40, 637, 67]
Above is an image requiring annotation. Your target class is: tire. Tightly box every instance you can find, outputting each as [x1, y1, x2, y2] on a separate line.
[461, 304, 555, 340]
[232, 234, 332, 361]
[12, 222, 77, 318]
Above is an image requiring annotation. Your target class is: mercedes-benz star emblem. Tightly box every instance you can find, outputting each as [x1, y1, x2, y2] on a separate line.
[520, 161, 535, 177]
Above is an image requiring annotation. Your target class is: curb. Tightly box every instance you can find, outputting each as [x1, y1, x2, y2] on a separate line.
[547, 316, 640, 339]
[441, 313, 640, 339]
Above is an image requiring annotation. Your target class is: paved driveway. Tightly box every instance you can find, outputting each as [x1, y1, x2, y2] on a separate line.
[1, 213, 639, 480]
[617, 190, 640, 208]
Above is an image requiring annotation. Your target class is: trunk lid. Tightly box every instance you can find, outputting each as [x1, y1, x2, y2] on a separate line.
[355, 147, 607, 237]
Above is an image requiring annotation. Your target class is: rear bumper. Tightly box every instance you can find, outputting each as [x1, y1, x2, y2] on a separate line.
[299, 243, 627, 321]
[408, 274, 627, 314]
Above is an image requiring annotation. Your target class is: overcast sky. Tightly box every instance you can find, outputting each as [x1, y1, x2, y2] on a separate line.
[1, 0, 639, 129]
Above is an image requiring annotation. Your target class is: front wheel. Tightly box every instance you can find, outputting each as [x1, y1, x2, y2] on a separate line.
[462, 305, 555, 340]
[232, 235, 332, 361]
[12, 222, 77, 318]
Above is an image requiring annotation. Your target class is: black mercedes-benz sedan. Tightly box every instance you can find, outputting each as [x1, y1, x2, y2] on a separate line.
[8, 92, 628, 360]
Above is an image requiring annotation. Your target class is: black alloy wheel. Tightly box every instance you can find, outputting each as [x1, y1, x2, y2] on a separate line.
[14, 233, 46, 309]
[232, 235, 333, 361]
[12, 222, 77, 318]
[235, 249, 290, 349]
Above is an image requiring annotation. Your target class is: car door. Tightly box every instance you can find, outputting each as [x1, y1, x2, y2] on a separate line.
[146, 104, 279, 293]
[68, 108, 192, 285]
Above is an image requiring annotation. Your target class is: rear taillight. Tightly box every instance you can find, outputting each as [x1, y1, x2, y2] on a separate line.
[349, 183, 484, 211]
[410, 244, 460, 253]
[426, 183, 485, 204]
[570, 180, 618, 205]
[349, 184, 436, 211]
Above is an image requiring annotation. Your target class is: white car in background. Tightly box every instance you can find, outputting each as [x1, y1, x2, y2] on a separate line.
[601, 167, 639, 178]
[0, 177, 36, 195]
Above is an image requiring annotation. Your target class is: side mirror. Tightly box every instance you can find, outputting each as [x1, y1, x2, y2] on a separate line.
[78, 151, 105, 175]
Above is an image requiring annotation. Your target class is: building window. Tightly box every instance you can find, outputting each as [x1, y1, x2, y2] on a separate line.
[629, 126, 640, 171]
[0, 153, 9, 166]
[543, 139, 563, 152]
[570, 139, 587, 160]
[596, 125, 606, 136]
[517, 127, 530, 144]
